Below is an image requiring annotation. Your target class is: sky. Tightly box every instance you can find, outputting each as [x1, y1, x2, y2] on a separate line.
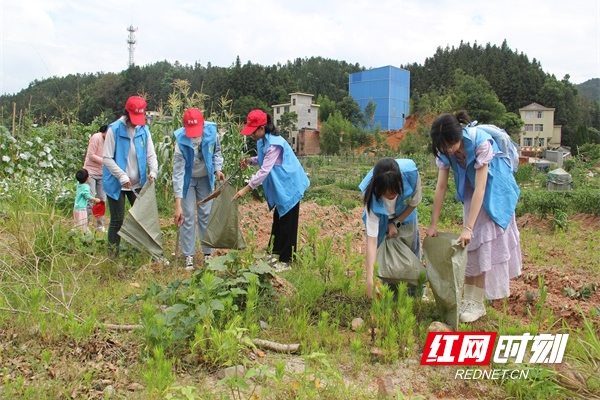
[1, 0, 599, 96]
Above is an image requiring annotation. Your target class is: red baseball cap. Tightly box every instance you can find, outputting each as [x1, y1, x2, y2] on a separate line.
[240, 109, 267, 135]
[183, 108, 205, 138]
[125, 96, 147, 126]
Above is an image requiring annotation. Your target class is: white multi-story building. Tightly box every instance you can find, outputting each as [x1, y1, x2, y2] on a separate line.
[272, 93, 319, 151]
[518, 103, 562, 150]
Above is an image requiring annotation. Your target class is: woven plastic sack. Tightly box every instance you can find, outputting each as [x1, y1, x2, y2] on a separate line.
[423, 233, 467, 330]
[376, 224, 425, 286]
[118, 180, 165, 260]
[201, 185, 246, 249]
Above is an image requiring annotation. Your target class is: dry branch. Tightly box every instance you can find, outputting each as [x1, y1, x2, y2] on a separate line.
[103, 324, 143, 331]
[252, 338, 300, 353]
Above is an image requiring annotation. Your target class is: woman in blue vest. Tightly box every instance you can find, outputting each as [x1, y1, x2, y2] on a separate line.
[359, 158, 422, 299]
[102, 96, 158, 258]
[427, 111, 522, 323]
[233, 109, 310, 272]
[172, 108, 225, 271]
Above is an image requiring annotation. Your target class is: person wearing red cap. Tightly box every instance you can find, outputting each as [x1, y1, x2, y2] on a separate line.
[102, 95, 158, 258]
[233, 109, 310, 272]
[172, 108, 225, 270]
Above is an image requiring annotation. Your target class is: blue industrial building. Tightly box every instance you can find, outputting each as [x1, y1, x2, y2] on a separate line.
[349, 65, 410, 131]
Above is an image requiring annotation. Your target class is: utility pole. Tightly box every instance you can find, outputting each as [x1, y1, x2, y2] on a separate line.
[127, 25, 137, 68]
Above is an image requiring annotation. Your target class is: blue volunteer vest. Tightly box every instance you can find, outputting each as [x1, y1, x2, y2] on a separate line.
[102, 120, 149, 201]
[437, 127, 520, 230]
[257, 134, 310, 216]
[173, 121, 218, 198]
[359, 159, 419, 246]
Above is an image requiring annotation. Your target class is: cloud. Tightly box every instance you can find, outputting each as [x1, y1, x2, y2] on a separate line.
[1, 0, 598, 95]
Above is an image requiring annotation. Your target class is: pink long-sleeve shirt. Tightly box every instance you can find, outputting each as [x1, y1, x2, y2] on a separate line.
[247, 145, 283, 189]
[83, 132, 105, 175]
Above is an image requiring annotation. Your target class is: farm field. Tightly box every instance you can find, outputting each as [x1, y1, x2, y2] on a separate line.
[1, 187, 599, 399]
[1, 104, 600, 398]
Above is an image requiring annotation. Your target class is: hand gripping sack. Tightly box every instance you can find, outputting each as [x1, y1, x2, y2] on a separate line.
[375, 224, 425, 286]
[201, 185, 246, 249]
[423, 233, 467, 330]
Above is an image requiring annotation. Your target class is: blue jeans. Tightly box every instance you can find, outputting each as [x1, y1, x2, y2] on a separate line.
[179, 176, 213, 256]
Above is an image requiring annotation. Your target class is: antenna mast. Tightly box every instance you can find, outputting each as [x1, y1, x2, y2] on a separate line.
[127, 25, 137, 67]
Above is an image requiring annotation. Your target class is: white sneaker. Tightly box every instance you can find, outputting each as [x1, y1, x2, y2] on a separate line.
[459, 299, 468, 314]
[97, 226, 106, 233]
[459, 300, 486, 323]
[272, 262, 291, 272]
[185, 255, 194, 271]
[204, 254, 212, 262]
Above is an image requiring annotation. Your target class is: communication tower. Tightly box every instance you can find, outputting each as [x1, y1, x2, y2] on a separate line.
[127, 25, 137, 67]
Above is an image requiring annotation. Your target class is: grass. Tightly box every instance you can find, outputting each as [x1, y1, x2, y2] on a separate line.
[520, 221, 600, 274]
[1, 155, 599, 399]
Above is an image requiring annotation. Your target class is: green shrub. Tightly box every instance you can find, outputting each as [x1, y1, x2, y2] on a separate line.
[517, 189, 600, 217]
[571, 189, 600, 215]
[514, 163, 534, 184]
[517, 190, 571, 217]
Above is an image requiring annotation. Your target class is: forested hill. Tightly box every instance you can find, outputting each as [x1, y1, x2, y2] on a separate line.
[0, 57, 364, 126]
[403, 40, 599, 147]
[576, 78, 600, 102]
[1, 41, 598, 145]
[404, 40, 549, 113]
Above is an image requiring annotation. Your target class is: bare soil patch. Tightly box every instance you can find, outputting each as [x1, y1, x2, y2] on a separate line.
[237, 201, 600, 329]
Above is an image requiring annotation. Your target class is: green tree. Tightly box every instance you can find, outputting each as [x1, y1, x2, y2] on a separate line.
[577, 96, 600, 132]
[78, 73, 124, 123]
[347, 127, 372, 151]
[278, 111, 298, 141]
[364, 98, 376, 127]
[412, 90, 447, 115]
[570, 126, 590, 156]
[538, 75, 581, 147]
[405, 40, 547, 114]
[230, 95, 268, 119]
[398, 128, 430, 156]
[450, 69, 506, 124]
[588, 127, 600, 144]
[317, 94, 336, 123]
[498, 112, 524, 136]
[576, 78, 600, 102]
[320, 111, 354, 155]
[336, 96, 364, 126]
